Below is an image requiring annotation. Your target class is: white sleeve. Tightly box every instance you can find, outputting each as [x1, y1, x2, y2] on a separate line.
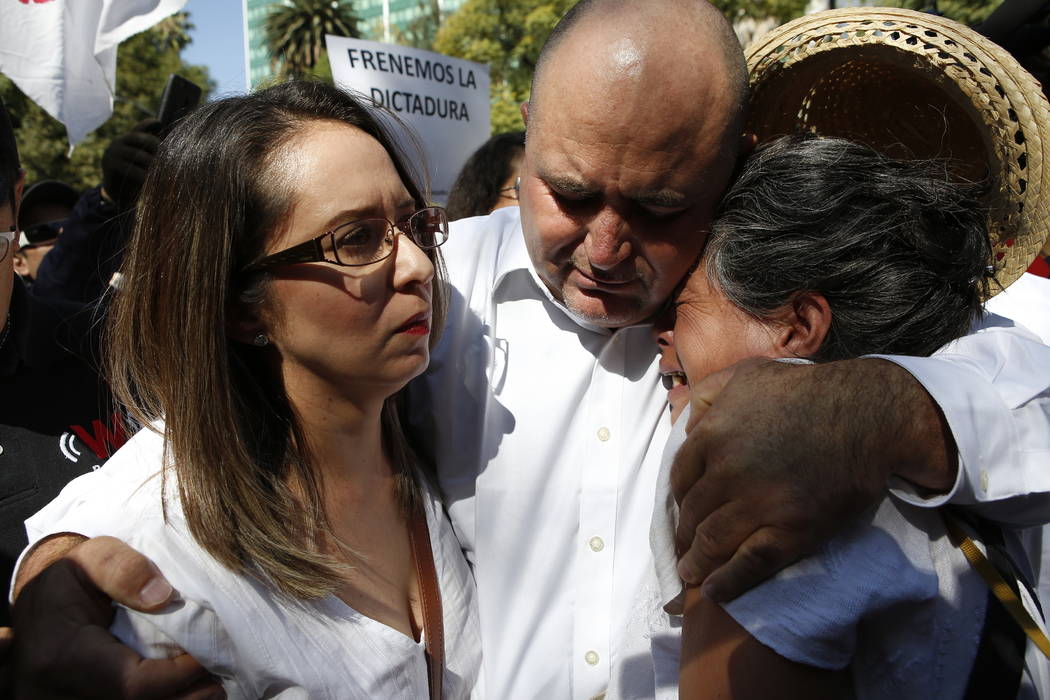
[9, 427, 167, 602]
[23, 427, 167, 543]
[112, 601, 253, 700]
[723, 499, 984, 700]
[722, 500, 947, 671]
[873, 312, 1050, 526]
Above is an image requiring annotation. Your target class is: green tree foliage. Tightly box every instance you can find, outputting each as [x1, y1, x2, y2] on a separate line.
[395, 0, 444, 50]
[265, 0, 360, 79]
[713, 0, 998, 28]
[0, 12, 212, 191]
[418, 0, 1003, 134]
[886, 0, 998, 27]
[306, 50, 335, 83]
[711, 0, 808, 23]
[434, 0, 577, 133]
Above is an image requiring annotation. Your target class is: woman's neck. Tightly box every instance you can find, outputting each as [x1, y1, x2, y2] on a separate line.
[278, 359, 420, 639]
[282, 363, 392, 489]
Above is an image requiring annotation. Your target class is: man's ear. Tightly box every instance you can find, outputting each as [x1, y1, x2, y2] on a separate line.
[520, 101, 530, 126]
[12, 251, 29, 277]
[773, 291, 831, 359]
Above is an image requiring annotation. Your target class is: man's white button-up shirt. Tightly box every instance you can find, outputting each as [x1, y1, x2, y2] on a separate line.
[409, 207, 1050, 700]
[408, 207, 672, 699]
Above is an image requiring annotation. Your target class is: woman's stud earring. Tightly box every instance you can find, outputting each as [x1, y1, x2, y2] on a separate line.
[253, 333, 269, 347]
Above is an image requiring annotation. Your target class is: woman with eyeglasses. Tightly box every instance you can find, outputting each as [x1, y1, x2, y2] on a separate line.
[24, 81, 480, 698]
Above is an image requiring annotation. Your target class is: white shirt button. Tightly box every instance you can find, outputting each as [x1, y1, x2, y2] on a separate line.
[588, 536, 604, 552]
[979, 469, 990, 493]
[584, 650, 600, 666]
[597, 427, 611, 442]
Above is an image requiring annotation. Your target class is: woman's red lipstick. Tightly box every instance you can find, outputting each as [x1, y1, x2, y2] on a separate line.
[397, 314, 430, 336]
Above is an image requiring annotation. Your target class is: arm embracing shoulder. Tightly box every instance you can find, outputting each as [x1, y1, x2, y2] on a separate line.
[876, 315, 1050, 526]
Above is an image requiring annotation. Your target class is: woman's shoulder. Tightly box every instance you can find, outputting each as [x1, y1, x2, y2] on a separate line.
[24, 423, 227, 605]
[25, 424, 173, 545]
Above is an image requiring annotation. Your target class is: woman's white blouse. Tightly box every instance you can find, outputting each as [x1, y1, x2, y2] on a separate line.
[24, 426, 483, 700]
[635, 403, 1050, 700]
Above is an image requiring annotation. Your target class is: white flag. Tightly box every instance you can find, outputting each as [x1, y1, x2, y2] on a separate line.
[0, 0, 189, 145]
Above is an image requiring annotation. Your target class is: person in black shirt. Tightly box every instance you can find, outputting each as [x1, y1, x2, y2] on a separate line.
[32, 119, 160, 305]
[12, 179, 78, 287]
[0, 98, 123, 627]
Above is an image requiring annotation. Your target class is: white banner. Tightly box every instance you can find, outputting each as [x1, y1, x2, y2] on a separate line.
[0, 0, 188, 145]
[326, 35, 491, 204]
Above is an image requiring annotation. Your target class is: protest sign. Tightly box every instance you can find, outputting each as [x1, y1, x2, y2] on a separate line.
[326, 35, 491, 203]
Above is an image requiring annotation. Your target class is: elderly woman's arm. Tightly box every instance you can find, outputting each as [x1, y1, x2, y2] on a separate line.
[678, 585, 850, 699]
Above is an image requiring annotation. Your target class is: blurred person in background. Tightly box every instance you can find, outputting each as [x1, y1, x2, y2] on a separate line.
[445, 131, 524, 220]
[13, 179, 78, 286]
[0, 98, 121, 630]
[32, 119, 160, 304]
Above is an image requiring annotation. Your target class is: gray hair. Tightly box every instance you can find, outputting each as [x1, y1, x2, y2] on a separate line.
[705, 134, 993, 360]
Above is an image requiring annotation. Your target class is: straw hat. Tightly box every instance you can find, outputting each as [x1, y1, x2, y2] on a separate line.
[745, 7, 1050, 293]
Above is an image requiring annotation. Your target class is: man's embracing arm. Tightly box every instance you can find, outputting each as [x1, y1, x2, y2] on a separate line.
[9, 535, 221, 699]
[671, 321, 1050, 603]
[875, 320, 1050, 524]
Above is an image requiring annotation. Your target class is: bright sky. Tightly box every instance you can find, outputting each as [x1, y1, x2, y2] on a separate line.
[181, 0, 247, 98]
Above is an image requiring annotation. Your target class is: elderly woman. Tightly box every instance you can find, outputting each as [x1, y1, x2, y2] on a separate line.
[643, 135, 1048, 699]
[22, 81, 480, 698]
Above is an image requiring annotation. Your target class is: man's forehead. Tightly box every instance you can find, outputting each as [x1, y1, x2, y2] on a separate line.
[527, 87, 735, 207]
[527, 123, 729, 205]
[534, 161, 696, 207]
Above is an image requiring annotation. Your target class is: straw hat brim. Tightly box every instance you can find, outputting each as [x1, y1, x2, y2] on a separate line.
[745, 7, 1050, 294]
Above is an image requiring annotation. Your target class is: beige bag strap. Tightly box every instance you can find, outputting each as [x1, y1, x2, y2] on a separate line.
[943, 511, 1050, 661]
[410, 508, 445, 700]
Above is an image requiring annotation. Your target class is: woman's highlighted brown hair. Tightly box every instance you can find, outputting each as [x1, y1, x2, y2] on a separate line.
[106, 80, 447, 599]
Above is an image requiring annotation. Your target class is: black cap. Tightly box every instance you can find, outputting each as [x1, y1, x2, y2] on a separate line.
[18, 180, 79, 244]
[21, 180, 79, 214]
[18, 179, 79, 245]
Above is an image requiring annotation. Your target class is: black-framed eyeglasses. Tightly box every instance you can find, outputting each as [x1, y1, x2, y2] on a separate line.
[246, 206, 449, 272]
[0, 226, 14, 263]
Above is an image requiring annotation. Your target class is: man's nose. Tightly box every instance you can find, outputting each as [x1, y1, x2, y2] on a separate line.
[584, 207, 631, 271]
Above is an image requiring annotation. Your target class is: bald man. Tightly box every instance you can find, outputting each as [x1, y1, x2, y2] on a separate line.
[12, 1, 1050, 698]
